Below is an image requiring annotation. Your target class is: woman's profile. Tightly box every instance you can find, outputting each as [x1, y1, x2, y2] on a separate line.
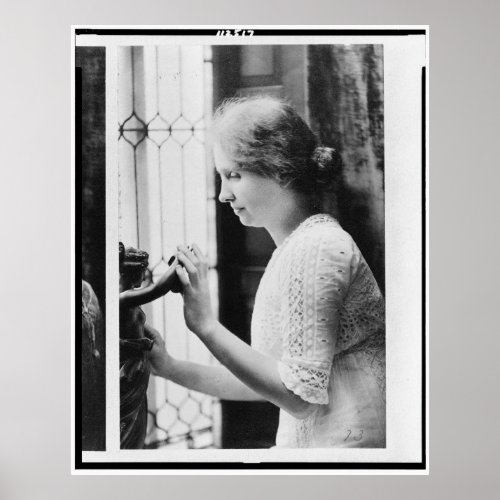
[146, 96, 386, 448]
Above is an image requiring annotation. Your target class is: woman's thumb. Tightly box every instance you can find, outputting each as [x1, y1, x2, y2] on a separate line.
[144, 324, 157, 340]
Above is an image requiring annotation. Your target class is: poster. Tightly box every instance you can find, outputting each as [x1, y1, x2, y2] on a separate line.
[74, 26, 427, 473]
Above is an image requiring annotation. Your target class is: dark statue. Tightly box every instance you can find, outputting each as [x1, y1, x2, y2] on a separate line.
[119, 242, 180, 449]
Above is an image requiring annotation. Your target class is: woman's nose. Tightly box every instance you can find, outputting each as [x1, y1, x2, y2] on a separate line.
[218, 179, 234, 203]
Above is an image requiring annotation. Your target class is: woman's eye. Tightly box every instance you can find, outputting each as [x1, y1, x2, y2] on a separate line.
[228, 171, 240, 179]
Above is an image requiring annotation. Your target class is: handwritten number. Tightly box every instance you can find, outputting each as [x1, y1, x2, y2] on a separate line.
[344, 429, 364, 442]
[353, 429, 364, 441]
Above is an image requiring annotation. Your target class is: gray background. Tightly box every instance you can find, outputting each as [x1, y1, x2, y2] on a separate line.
[1, 0, 499, 498]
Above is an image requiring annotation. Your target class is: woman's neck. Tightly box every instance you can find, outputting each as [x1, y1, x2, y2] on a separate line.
[266, 199, 318, 246]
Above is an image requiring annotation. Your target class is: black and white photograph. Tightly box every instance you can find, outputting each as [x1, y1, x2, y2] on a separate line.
[8, 0, 500, 494]
[75, 27, 427, 471]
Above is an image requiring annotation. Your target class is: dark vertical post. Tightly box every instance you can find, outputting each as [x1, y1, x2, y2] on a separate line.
[76, 47, 106, 451]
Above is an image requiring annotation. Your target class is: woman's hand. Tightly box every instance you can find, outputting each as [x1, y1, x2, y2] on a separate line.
[153, 257, 182, 295]
[175, 244, 217, 338]
[144, 324, 171, 377]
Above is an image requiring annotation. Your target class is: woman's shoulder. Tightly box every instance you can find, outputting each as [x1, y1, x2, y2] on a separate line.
[295, 214, 356, 252]
[276, 215, 360, 274]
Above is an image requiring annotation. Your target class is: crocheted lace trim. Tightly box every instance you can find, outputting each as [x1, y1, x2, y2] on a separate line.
[278, 361, 331, 404]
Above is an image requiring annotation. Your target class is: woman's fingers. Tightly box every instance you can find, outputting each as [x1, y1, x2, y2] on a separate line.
[144, 324, 161, 343]
[177, 243, 208, 279]
[177, 244, 199, 265]
[144, 323, 157, 335]
[175, 265, 191, 288]
[191, 243, 205, 261]
[176, 251, 198, 275]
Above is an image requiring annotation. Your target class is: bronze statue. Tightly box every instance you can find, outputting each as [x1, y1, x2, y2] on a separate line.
[119, 242, 180, 449]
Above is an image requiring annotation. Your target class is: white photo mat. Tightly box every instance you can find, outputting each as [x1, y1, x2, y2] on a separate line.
[73, 26, 428, 472]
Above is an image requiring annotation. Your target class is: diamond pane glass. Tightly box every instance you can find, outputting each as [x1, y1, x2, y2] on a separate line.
[118, 45, 218, 449]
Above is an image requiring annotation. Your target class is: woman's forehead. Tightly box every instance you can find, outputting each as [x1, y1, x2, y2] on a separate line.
[213, 143, 237, 171]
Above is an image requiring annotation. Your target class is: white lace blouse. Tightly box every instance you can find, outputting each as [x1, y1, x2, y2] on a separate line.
[251, 214, 386, 448]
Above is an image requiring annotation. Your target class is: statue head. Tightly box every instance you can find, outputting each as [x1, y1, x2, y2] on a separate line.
[119, 242, 149, 291]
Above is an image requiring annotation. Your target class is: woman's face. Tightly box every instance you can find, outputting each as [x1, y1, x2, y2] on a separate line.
[214, 142, 288, 229]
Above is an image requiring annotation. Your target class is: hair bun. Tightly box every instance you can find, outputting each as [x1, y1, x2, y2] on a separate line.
[312, 146, 338, 169]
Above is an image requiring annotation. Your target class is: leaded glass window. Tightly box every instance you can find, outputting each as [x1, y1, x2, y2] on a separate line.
[118, 45, 220, 449]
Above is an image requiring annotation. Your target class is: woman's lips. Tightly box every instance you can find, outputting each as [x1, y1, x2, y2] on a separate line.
[233, 208, 244, 214]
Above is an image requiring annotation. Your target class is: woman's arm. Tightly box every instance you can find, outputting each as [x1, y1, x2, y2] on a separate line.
[145, 324, 264, 402]
[193, 320, 316, 419]
[175, 244, 318, 420]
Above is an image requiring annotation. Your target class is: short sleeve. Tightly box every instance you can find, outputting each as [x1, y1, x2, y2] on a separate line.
[277, 227, 354, 404]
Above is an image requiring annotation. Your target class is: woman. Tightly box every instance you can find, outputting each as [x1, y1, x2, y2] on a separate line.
[146, 96, 385, 448]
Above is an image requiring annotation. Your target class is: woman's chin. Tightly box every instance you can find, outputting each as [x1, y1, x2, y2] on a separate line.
[238, 216, 262, 228]
[236, 214, 252, 227]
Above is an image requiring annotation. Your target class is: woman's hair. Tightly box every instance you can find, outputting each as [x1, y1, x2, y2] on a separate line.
[212, 95, 341, 208]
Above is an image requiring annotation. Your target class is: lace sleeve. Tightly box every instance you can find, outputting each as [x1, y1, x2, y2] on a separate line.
[277, 227, 355, 404]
